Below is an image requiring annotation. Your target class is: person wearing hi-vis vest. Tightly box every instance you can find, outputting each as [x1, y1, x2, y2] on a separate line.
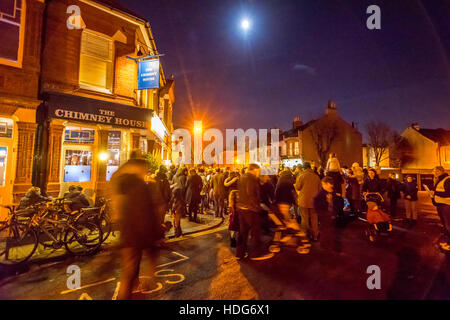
[431, 166, 450, 252]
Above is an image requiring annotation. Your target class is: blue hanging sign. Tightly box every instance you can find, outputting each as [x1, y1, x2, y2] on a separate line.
[138, 59, 160, 89]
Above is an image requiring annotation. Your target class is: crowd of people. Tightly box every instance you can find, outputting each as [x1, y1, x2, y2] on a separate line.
[86, 150, 450, 298]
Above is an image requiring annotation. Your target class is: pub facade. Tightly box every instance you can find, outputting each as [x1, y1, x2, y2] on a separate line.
[35, 0, 174, 199]
[0, 0, 45, 216]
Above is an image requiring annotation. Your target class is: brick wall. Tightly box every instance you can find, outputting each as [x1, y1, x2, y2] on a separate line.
[0, 0, 44, 100]
[41, 0, 139, 102]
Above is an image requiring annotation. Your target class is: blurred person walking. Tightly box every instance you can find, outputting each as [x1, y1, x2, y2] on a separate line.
[185, 168, 203, 222]
[295, 162, 321, 240]
[275, 168, 300, 231]
[236, 164, 273, 260]
[211, 168, 226, 218]
[110, 158, 165, 300]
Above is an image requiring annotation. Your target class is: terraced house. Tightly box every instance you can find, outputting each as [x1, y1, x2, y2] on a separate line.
[0, 0, 175, 216]
[0, 0, 45, 217]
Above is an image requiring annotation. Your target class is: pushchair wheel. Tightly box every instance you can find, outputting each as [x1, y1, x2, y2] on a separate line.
[269, 245, 281, 253]
[365, 228, 376, 242]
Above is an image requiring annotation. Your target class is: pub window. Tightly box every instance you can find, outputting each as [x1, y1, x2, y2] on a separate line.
[64, 127, 95, 144]
[444, 147, 450, 163]
[79, 30, 113, 93]
[0, 147, 7, 186]
[0, 0, 25, 67]
[0, 118, 13, 138]
[294, 141, 299, 155]
[64, 150, 92, 182]
[106, 131, 121, 181]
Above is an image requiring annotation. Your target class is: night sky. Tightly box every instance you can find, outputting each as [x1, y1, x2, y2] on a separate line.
[116, 0, 449, 140]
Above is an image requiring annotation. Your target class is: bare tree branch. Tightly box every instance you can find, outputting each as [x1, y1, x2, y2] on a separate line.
[309, 119, 338, 165]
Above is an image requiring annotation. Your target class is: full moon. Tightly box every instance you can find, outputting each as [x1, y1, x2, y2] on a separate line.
[241, 19, 250, 30]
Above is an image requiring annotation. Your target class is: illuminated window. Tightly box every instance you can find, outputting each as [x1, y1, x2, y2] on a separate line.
[79, 30, 113, 93]
[0, 118, 13, 138]
[64, 149, 92, 182]
[106, 131, 121, 181]
[0, 0, 25, 67]
[64, 127, 95, 144]
[0, 147, 7, 186]
[294, 141, 299, 155]
[444, 147, 450, 163]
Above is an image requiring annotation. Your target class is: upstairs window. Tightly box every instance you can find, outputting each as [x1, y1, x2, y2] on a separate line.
[0, 0, 25, 67]
[79, 30, 113, 93]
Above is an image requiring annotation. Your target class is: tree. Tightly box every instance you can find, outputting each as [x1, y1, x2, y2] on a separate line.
[145, 152, 161, 174]
[309, 119, 338, 166]
[366, 120, 394, 167]
[389, 132, 413, 168]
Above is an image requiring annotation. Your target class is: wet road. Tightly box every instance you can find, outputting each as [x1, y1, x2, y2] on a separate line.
[0, 213, 449, 300]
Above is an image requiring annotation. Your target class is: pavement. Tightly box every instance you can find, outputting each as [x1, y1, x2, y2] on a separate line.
[0, 207, 449, 300]
[0, 208, 223, 282]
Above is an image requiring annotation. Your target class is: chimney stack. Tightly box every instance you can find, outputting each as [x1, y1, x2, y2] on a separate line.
[293, 116, 303, 129]
[411, 123, 420, 130]
[325, 100, 338, 115]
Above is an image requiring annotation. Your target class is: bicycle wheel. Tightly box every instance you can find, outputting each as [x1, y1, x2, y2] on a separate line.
[0, 224, 38, 266]
[64, 220, 102, 256]
[98, 215, 112, 243]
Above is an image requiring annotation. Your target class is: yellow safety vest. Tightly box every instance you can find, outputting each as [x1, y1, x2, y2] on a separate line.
[435, 176, 450, 206]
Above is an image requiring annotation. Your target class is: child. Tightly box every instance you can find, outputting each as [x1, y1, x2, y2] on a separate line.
[366, 201, 391, 225]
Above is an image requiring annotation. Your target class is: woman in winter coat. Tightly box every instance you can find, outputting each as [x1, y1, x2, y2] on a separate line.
[346, 169, 361, 215]
[362, 169, 384, 194]
[275, 169, 300, 231]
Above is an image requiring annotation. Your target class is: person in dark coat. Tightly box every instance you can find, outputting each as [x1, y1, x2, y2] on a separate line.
[170, 168, 188, 237]
[236, 164, 273, 260]
[402, 175, 418, 224]
[111, 158, 165, 300]
[17, 187, 51, 210]
[185, 168, 203, 222]
[259, 174, 275, 235]
[385, 173, 402, 218]
[155, 166, 171, 215]
[275, 169, 300, 231]
[211, 169, 226, 218]
[362, 169, 384, 194]
[345, 169, 361, 215]
[64, 185, 90, 212]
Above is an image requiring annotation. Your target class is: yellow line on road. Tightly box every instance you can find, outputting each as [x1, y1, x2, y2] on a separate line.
[60, 277, 116, 295]
[167, 225, 228, 242]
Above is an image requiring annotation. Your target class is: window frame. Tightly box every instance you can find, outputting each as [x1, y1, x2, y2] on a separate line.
[0, 0, 26, 68]
[78, 29, 114, 94]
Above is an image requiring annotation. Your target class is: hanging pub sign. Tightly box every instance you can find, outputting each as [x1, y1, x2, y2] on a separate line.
[45, 93, 153, 129]
[138, 59, 160, 89]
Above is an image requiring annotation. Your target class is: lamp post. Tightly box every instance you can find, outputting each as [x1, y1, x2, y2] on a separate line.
[194, 120, 203, 165]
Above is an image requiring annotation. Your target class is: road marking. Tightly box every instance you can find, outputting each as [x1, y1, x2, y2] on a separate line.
[60, 277, 116, 295]
[79, 292, 93, 300]
[167, 225, 228, 242]
[111, 282, 120, 300]
[156, 251, 189, 268]
[60, 251, 189, 296]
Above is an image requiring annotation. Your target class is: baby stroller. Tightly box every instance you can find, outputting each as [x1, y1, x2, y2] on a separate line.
[363, 192, 392, 242]
[266, 205, 311, 255]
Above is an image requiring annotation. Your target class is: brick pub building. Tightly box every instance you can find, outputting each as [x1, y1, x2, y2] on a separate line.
[0, 0, 45, 218]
